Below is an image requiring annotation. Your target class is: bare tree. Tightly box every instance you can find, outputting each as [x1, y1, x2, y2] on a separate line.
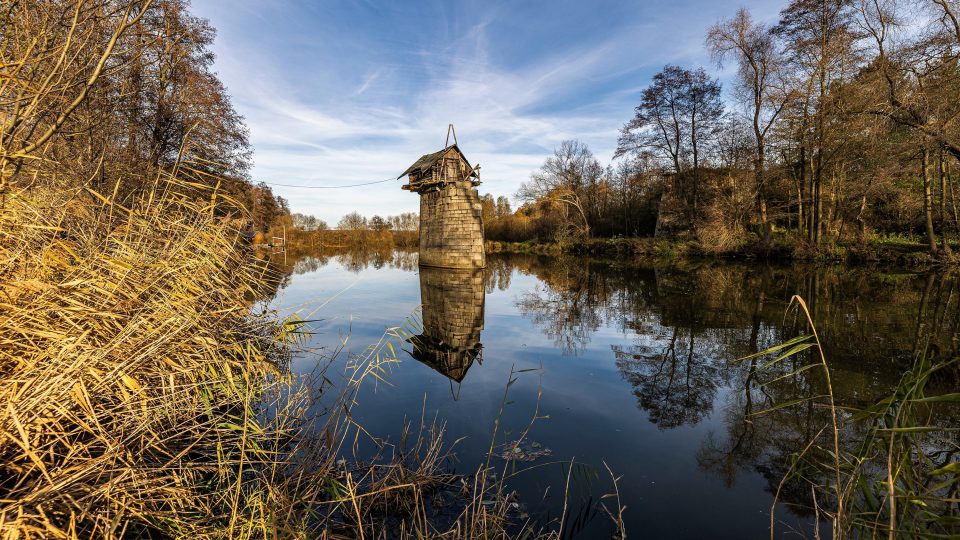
[0, 0, 154, 191]
[369, 215, 390, 232]
[0, 0, 277, 233]
[292, 213, 326, 231]
[708, 8, 789, 243]
[616, 65, 724, 221]
[495, 196, 512, 217]
[518, 140, 601, 238]
[338, 212, 368, 231]
[774, 0, 858, 243]
[396, 212, 419, 232]
[856, 0, 960, 161]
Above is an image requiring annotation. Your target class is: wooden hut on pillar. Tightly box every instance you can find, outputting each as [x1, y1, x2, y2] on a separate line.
[399, 126, 485, 269]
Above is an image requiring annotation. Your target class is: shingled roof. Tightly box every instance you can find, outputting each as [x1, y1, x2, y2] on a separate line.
[396, 144, 476, 180]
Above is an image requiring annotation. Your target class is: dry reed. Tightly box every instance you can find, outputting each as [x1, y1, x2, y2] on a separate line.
[0, 177, 565, 539]
[0, 177, 301, 537]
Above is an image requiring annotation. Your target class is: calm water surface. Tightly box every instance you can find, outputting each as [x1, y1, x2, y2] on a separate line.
[267, 249, 958, 539]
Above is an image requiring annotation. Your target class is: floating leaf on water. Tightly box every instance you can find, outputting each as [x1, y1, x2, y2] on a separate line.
[498, 440, 553, 462]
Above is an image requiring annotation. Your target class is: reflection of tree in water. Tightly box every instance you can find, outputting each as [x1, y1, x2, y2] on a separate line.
[695, 289, 773, 486]
[484, 256, 513, 293]
[291, 255, 330, 275]
[515, 257, 960, 410]
[516, 282, 602, 355]
[612, 325, 722, 429]
[337, 248, 386, 272]
[512, 256, 617, 355]
[512, 255, 960, 523]
[695, 353, 867, 519]
[514, 255, 759, 425]
[690, 270, 960, 518]
[391, 250, 419, 271]
[333, 248, 419, 273]
[610, 292, 767, 430]
[690, 288, 900, 521]
[274, 247, 419, 277]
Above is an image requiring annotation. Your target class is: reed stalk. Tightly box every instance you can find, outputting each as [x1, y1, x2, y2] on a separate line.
[744, 296, 960, 539]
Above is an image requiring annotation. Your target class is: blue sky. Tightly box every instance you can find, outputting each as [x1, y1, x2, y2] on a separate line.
[191, 0, 786, 225]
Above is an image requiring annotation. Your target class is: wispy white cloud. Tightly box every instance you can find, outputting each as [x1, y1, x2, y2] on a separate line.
[354, 68, 383, 96]
[192, 0, 788, 224]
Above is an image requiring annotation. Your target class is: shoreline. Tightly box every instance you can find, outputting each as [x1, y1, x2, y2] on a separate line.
[485, 235, 957, 267]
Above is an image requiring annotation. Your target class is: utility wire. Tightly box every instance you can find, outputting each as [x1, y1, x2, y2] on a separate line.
[260, 177, 397, 189]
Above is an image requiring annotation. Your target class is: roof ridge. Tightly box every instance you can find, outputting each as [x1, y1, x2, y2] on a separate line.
[397, 145, 470, 180]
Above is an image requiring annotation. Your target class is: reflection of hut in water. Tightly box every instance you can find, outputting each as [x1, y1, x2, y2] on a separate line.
[409, 266, 484, 382]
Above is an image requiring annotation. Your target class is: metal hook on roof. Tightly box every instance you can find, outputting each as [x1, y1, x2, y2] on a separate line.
[445, 124, 458, 148]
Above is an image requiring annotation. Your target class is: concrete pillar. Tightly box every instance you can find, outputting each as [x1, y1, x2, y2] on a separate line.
[417, 180, 485, 269]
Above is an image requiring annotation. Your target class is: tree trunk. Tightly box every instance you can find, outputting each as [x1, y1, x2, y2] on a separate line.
[811, 68, 826, 246]
[939, 150, 953, 257]
[825, 167, 840, 239]
[949, 159, 960, 237]
[797, 145, 806, 236]
[814, 177, 822, 244]
[756, 143, 770, 244]
[811, 150, 822, 244]
[922, 147, 938, 253]
[857, 192, 868, 238]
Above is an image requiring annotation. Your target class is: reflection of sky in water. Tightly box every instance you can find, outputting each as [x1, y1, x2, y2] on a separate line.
[265, 253, 937, 539]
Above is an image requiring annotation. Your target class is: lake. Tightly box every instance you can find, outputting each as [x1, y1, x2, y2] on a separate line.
[266, 248, 958, 539]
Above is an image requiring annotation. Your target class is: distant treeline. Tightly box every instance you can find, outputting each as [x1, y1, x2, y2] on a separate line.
[482, 1, 960, 257]
[284, 211, 419, 248]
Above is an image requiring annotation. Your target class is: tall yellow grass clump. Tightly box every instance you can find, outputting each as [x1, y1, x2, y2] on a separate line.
[0, 177, 586, 539]
[0, 180, 297, 538]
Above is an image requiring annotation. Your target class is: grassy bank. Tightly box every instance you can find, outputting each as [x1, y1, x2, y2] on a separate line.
[486, 232, 956, 266]
[0, 180, 567, 539]
[0, 180, 294, 537]
[281, 228, 419, 251]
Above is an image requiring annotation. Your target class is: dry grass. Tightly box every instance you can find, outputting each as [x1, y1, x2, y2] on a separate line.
[0, 177, 571, 539]
[694, 203, 748, 255]
[0, 178, 300, 537]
